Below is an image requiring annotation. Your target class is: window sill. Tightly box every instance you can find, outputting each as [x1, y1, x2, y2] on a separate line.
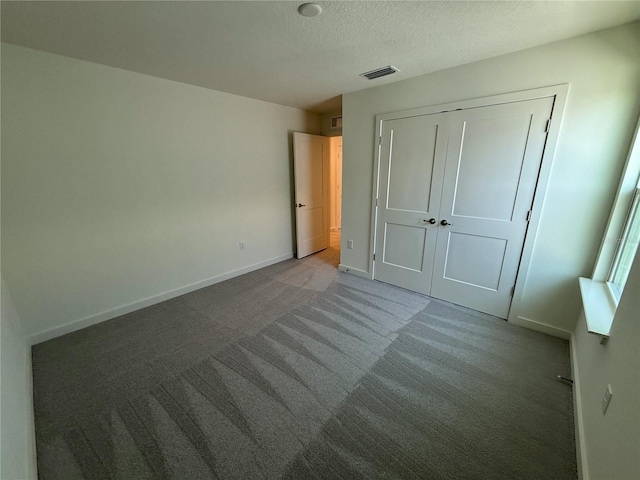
[578, 277, 616, 342]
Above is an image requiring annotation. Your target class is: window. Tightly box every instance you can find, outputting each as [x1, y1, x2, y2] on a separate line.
[581, 118, 640, 340]
[608, 187, 640, 300]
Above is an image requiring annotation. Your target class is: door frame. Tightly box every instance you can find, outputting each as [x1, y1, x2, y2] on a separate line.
[368, 84, 569, 322]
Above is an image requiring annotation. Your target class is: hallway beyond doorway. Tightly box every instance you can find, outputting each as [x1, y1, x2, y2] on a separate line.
[301, 230, 340, 270]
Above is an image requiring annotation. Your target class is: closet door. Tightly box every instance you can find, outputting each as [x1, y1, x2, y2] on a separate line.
[373, 113, 449, 294]
[430, 97, 554, 317]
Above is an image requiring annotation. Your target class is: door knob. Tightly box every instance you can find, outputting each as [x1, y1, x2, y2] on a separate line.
[440, 219, 452, 226]
[423, 218, 436, 224]
[297, 203, 306, 207]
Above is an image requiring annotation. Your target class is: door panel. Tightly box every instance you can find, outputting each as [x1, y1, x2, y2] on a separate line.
[383, 223, 427, 271]
[298, 207, 324, 237]
[294, 132, 330, 258]
[387, 121, 439, 212]
[451, 114, 533, 221]
[443, 232, 507, 290]
[374, 114, 449, 295]
[431, 97, 555, 317]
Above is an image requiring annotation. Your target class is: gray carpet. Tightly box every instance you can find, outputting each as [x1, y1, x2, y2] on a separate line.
[32, 255, 577, 479]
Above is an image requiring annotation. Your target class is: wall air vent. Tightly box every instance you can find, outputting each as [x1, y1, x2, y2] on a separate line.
[360, 65, 399, 80]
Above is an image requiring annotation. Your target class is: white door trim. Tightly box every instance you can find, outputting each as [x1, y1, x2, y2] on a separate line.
[368, 84, 570, 321]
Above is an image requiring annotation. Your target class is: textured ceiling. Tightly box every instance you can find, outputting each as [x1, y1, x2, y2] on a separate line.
[2, 1, 639, 113]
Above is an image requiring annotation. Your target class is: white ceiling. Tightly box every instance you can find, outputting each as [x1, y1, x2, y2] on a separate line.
[2, 1, 639, 113]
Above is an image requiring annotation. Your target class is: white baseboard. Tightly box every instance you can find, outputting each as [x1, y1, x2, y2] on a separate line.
[570, 332, 589, 480]
[509, 315, 572, 340]
[513, 317, 585, 477]
[338, 264, 370, 279]
[28, 253, 293, 345]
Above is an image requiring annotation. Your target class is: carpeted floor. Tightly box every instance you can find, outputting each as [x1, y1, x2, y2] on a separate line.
[32, 237, 576, 479]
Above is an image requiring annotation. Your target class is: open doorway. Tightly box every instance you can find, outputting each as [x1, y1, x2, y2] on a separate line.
[298, 135, 342, 270]
[329, 136, 342, 260]
[293, 108, 342, 269]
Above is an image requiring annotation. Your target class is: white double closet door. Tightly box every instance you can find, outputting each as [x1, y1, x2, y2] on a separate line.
[374, 97, 554, 318]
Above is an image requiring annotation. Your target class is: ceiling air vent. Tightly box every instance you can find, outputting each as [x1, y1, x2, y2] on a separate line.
[360, 65, 399, 80]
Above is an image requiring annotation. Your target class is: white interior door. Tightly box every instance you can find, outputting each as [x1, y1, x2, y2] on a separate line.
[294, 132, 330, 258]
[374, 113, 449, 294]
[431, 97, 554, 317]
[373, 97, 554, 318]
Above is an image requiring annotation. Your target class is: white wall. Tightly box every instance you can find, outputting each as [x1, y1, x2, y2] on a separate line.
[1, 35, 37, 478]
[341, 21, 640, 333]
[0, 279, 37, 479]
[572, 250, 640, 480]
[1, 44, 320, 340]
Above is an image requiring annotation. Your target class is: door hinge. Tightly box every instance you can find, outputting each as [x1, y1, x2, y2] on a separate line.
[378, 136, 383, 146]
[526, 210, 532, 222]
[510, 286, 515, 297]
[375, 198, 379, 206]
[544, 119, 551, 133]
[373, 253, 376, 261]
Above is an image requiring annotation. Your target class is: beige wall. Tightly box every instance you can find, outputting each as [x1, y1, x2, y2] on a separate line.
[0, 32, 37, 477]
[341, 21, 640, 333]
[572, 250, 640, 480]
[1, 44, 320, 340]
[321, 110, 343, 137]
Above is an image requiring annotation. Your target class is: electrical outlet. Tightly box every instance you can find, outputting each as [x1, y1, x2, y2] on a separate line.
[239, 241, 245, 251]
[601, 384, 613, 414]
[347, 239, 354, 249]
